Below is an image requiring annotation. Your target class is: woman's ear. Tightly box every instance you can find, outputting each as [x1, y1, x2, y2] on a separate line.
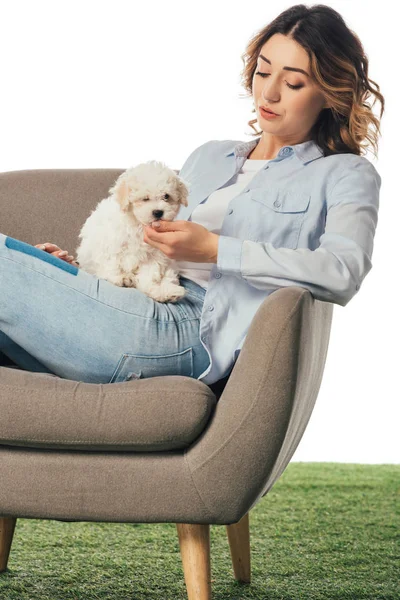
[109, 176, 131, 212]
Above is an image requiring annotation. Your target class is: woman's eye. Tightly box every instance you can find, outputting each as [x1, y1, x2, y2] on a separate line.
[255, 71, 303, 90]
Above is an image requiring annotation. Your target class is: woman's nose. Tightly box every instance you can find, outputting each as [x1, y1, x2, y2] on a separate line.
[262, 87, 279, 101]
[262, 79, 280, 100]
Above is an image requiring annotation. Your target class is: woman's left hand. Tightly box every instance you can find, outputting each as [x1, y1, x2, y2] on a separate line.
[143, 220, 219, 263]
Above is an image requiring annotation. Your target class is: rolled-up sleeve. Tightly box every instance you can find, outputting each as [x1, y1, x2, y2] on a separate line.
[217, 158, 381, 307]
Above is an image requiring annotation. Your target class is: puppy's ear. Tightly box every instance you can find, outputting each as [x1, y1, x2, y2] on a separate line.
[176, 177, 190, 207]
[109, 176, 131, 212]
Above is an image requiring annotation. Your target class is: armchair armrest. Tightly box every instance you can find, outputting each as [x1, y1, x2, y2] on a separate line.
[185, 286, 333, 522]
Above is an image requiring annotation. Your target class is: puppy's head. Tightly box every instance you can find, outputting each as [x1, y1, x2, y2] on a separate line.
[109, 161, 190, 225]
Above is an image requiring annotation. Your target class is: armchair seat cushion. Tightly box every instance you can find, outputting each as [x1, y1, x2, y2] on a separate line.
[0, 366, 217, 452]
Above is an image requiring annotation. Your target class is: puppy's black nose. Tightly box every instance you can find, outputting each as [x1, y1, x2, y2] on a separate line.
[152, 210, 164, 218]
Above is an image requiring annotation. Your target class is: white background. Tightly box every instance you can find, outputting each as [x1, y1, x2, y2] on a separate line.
[0, 1, 397, 463]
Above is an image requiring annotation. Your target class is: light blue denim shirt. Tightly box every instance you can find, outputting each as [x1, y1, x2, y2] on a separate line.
[178, 137, 382, 385]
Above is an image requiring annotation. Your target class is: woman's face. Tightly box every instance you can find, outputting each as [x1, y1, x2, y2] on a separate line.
[252, 33, 329, 143]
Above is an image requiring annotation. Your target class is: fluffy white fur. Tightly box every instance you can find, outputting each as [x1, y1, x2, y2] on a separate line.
[75, 160, 190, 303]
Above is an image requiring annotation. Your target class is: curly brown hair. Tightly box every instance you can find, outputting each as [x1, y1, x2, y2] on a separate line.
[239, 4, 384, 158]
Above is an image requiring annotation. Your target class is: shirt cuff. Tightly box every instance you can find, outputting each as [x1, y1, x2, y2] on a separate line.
[217, 235, 243, 275]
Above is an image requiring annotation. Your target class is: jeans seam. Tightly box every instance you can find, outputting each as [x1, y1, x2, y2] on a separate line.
[0, 255, 200, 324]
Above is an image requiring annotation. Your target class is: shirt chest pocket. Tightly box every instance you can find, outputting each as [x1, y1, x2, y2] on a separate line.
[246, 187, 311, 249]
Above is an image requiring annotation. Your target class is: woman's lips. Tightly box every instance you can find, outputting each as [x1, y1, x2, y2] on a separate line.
[260, 107, 280, 119]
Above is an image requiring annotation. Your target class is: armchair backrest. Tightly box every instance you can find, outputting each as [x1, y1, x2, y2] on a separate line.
[0, 168, 179, 252]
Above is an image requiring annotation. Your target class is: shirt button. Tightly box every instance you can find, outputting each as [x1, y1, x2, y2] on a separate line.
[273, 200, 281, 208]
[215, 272, 221, 278]
[355, 284, 360, 291]
[207, 305, 214, 311]
[228, 208, 233, 214]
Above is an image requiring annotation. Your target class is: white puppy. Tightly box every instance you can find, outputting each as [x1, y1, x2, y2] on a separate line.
[75, 160, 190, 303]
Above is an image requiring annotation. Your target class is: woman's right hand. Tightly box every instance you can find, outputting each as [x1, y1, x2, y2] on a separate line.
[34, 242, 80, 268]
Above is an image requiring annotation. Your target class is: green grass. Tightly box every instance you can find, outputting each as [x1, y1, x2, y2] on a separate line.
[0, 463, 398, 599]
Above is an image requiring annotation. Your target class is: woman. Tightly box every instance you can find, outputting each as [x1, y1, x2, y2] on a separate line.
[0, 4, 384, 385]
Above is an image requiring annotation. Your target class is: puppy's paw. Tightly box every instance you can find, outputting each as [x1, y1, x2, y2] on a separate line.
[122, 275, 136, 287]
[146, 283, 185, 303]
[103, 274, 136, 288]
[163, 284, 187, 303]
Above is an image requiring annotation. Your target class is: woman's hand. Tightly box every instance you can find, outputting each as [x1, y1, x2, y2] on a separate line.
[143, 220, 219, 263]
[34, 242, 80, 268]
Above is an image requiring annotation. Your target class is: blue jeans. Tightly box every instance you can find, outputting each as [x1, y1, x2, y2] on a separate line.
[0, 233, 211, 383]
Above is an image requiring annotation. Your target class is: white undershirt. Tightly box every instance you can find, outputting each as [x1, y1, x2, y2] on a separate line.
[176, 159, 271, 290]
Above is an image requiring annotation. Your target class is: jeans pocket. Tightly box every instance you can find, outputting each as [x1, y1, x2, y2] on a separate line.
[108, 347, 194, 383]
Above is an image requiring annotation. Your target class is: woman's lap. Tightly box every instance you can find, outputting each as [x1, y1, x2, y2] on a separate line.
[0, 233, 210, 383]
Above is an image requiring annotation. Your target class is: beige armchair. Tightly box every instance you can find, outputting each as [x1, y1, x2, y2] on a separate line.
[0, 168, 333, 599]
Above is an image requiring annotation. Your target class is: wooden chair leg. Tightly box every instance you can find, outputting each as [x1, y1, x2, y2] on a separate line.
[176, 523, 212, 600]
[225, 512, 251, 583]
[0, 517, 17, 573]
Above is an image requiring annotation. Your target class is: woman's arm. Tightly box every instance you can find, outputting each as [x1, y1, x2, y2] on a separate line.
[216, 158, 381, 307]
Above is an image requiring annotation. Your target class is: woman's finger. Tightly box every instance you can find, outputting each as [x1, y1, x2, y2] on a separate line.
[35, 243, 62, 252]
[57, 254, 79, 267]
[34, 244, 78, 265]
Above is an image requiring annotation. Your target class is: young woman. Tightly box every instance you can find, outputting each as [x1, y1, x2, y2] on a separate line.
[0, 4, 384, 385]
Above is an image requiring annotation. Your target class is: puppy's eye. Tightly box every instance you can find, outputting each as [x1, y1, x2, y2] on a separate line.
[143, 197, 150, 202]
[164, 193, 170, 200]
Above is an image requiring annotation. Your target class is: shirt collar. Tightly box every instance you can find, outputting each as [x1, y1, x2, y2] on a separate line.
[225, 136, 324, 164]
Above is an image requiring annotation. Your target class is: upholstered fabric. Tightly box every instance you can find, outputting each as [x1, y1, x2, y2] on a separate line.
[0, 168, 332, 524]
[0, 367, 217, 452]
